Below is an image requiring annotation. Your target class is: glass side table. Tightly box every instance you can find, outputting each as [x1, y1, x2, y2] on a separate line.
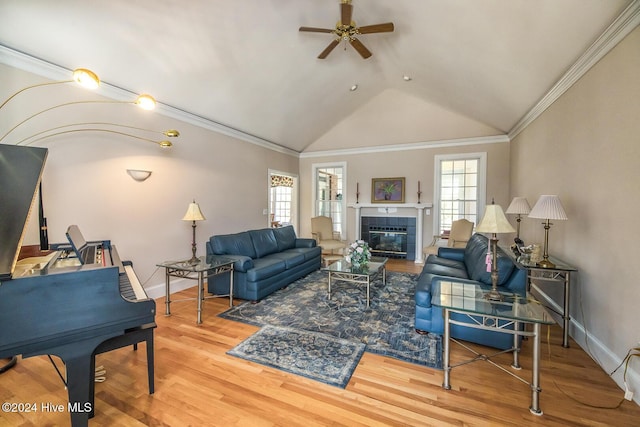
[517, 256, 577, 348]
[157, 255, 234, 324]
[431, 279, 555, 415]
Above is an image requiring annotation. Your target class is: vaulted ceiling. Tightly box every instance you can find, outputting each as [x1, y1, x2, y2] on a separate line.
[0, 0, 635, 153]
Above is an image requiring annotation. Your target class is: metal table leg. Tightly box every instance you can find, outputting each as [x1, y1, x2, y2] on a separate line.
[164, 268, 171, 316]
[197, 271, 204, 324]
[530, 322, 543, 415]
[443, 308, 451, 390]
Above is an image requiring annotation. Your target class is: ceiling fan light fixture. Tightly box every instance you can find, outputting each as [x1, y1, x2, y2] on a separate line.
[350, 84, 358, 92]
[403, 75, 412, 81]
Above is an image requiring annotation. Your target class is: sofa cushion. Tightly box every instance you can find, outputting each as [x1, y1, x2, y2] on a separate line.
[246, 257, 287, 281]
[211, 232, 256, 259]
[425, 254, 466, 270]
[289, 246, 322, 261]
[272, 225, 297, 251]
[249, 229, 279, 258]
[420, 262, 469, 281]
[270, 251, 306, 269]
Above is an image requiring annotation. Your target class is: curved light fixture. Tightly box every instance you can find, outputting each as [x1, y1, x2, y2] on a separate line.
[72, 68, 101, 89]
[0, 67, 100, 111]
[23, 128, 173, 148]
[135, 94, 156, 110]
[15, 122, 179, 146]
[126, 169, 152, 182]
[0, 96, 159, 143]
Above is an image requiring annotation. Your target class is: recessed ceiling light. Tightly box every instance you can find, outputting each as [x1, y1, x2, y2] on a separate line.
[403, 75, 412, 81]
[350, 84, 358, 92]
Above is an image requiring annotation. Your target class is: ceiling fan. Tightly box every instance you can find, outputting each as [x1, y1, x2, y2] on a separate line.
[299, 0, 394, 59]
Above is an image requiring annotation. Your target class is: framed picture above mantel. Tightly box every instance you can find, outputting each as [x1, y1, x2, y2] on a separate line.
[371, 177, 405, 203]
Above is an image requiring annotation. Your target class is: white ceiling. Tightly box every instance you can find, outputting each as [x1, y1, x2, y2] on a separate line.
[0, 0, 636, 153]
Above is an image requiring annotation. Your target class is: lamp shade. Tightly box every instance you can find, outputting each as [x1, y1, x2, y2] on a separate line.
[476, 204, 515, 234]
[182, 201, 206, 221]
[505, 197, 531, 215]
[528, 195, 567, 220]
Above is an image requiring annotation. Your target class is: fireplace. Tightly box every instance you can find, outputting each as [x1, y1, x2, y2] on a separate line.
[361, 217, 416, 260]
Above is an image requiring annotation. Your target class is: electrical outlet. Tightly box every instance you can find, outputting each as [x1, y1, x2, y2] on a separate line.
[624, 389, 633, 401]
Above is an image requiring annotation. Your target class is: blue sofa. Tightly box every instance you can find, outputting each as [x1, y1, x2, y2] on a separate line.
[415, 233, 527, 349]
[205, 225, 321, 302]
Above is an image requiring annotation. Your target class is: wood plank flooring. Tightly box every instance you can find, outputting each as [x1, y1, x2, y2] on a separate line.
[1, 259, 639, 426]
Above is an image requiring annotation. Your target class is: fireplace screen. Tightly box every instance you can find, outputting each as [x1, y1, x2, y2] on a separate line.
[369, 230, 408, 258]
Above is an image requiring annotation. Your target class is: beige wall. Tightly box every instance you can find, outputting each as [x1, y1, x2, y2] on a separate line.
[298, 140, 512, 248]
[510, 26, 640, 385]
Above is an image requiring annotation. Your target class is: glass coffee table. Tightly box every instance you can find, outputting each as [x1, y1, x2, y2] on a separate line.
[431, 279, 555, 415]
[321, 257, 387, 307]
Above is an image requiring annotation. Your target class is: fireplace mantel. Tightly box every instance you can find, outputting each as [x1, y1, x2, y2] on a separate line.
[348, 202, 432, 263]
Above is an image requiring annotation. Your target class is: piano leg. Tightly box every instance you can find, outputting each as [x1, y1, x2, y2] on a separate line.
[89, 324, 156, 418]
[65, 353, 94, 427]
[42, 334, 121, 427]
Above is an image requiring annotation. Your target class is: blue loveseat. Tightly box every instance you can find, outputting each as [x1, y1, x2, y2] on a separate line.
[415, 233, 527, 349]
[205, 225, 321, 302]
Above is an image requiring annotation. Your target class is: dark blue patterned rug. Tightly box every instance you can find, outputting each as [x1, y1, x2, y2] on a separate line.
[227, 325, 365, 388]
[222, 270, 441, 386]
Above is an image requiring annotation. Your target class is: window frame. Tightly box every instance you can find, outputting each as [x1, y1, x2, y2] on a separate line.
[311, 161, 347, 239]
[433, 152, 487, 236]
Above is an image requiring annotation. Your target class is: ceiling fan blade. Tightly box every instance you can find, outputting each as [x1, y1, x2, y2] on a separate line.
[357, 22, 395, 34]
[299, 26, 334, 33]
[340, 2, 353, 26]
[350, 37, 372, 59]
[318, 39, 340, 59]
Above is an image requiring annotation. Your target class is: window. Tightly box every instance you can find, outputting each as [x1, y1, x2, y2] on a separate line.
[269, 171, 297, 228]
[434, 153, 486, 235]
[313, 162, 346, 238]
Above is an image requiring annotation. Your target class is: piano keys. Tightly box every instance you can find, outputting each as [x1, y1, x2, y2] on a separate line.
[0, 144, 156, 427]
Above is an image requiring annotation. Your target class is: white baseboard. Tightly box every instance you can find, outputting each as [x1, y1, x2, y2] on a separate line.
[533, 285, 640, 405]
[145, 278, 196, 300]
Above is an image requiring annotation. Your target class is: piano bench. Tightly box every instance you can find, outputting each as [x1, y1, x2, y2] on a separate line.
[89, 323, 156, 418]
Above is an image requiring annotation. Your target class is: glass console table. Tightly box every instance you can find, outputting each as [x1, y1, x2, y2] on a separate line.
[516, 256, 577, 348]
[431, 279, 555, 415]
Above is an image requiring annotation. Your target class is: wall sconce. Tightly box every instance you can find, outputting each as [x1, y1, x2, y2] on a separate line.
[126, 169, 152, 182]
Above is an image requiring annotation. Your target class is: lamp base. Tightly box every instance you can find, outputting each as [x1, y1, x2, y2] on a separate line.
[187, 255, 200, 265]
[537, 258, 555, 269]
[484, 288, 503, 302]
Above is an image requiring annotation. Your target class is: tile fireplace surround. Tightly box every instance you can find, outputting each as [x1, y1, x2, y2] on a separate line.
[348, 203, 432, 264]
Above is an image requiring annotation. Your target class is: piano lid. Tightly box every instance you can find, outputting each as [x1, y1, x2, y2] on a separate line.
[0, 144, 48, 281]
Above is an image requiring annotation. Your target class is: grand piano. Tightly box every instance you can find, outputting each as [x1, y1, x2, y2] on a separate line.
[0, 144, 156, 426]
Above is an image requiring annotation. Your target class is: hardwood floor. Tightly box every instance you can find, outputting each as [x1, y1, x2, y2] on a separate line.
[2, 259, 639, 426]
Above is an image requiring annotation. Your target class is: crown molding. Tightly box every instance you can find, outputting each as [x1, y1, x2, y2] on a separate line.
[508, 0, 640, 140]
[0, 45, 299, 158]
[299, 135, 510, 159]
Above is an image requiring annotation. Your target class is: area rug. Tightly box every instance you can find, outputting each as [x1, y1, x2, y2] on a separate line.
[222, 270, 441, 383]
[227, 324, 366, 388]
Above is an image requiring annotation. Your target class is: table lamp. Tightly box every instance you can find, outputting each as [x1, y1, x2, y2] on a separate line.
[475, 201, 515, 301]
[528, 195, 567, 269]
[505, 197, 531, 242]
[182, 200, 206, 264]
